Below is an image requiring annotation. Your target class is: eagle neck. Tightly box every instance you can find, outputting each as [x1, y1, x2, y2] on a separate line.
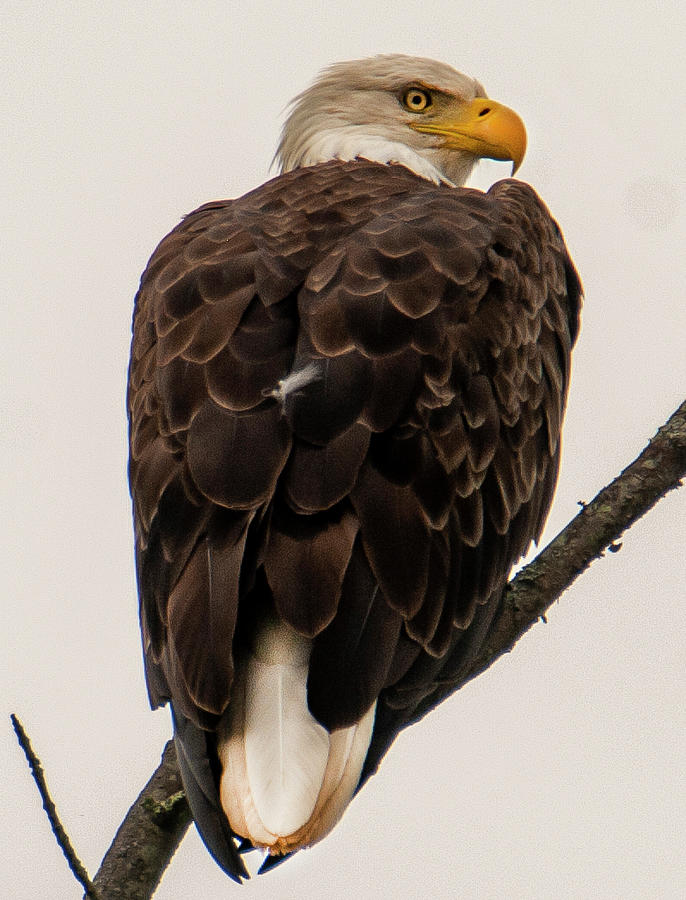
[279, 127, 454, 186]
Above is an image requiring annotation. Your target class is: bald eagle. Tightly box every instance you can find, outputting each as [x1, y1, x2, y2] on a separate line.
[128, 54, 581, 880]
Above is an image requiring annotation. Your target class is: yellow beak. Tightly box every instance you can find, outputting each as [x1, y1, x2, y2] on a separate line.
[410, 97, 527, 174]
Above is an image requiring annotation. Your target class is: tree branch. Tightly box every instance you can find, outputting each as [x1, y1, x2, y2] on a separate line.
[27, 399, 686, 898]
[10, 714, 100, 900]
[89, 741, 192, 900]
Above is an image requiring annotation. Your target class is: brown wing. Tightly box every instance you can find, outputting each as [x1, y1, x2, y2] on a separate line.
[128, 160, 581, 867]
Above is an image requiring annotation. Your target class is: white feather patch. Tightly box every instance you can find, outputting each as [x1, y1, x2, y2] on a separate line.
[243, 648, 329, 835]
[298, 130, 450, 185]
[218, 613, 377, 852]
[267, 362, 321, 406]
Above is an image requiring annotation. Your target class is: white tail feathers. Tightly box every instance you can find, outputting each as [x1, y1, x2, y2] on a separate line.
[217, 613, 375, 855]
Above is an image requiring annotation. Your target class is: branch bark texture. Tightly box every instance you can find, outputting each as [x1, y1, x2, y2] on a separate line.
[90, 741, 191, 900]
[92, 398, 686, 897]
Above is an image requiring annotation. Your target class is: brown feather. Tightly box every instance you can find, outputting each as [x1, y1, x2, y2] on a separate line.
[166, 527, 247, 717]
[284, 425, 370, 513]
[307, 539, 403, 729]
[187, 401, 291, 508]
[350, 460, 431, 617]
[264, 508, 359, 637]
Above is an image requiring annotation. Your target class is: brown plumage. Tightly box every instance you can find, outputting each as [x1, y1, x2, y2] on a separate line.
[128, 56, 581, 880]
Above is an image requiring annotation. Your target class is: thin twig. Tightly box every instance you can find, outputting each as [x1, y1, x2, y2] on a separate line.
[11, 714, 100, 900]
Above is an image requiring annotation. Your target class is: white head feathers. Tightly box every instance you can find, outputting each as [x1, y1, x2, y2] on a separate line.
[275, 54, 487, 186]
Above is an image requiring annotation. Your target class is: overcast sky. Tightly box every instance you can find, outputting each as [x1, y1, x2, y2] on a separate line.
[3, 2, 685, 898]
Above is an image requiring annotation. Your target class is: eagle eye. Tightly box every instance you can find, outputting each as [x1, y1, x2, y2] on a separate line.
[401, 88, 432, 112]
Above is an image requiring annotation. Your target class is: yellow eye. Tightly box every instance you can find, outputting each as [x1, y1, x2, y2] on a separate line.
[402, 88, 431, 112]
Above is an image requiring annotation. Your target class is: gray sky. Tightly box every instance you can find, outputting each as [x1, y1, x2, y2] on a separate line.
[3, 2, 685, 898]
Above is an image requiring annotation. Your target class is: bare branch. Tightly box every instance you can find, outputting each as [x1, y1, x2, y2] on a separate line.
[67, 399, 686, 897]
[10, 714, 100, 900]
[90, 741, 192, 900]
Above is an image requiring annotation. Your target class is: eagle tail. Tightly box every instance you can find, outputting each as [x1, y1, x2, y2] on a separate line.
[217, 612, 376, 855]
[172, 708, 249, 881]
